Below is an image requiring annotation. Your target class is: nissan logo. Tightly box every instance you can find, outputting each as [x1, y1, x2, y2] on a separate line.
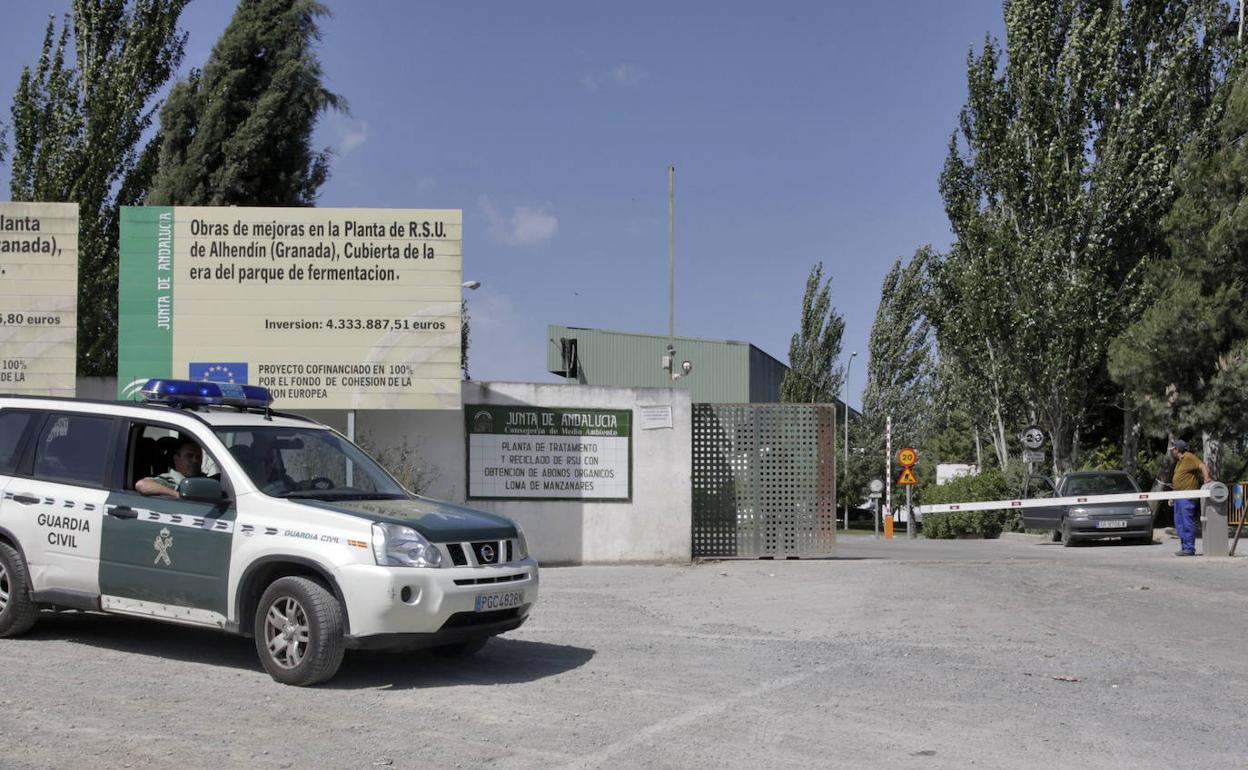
[480, 544, 496, 563]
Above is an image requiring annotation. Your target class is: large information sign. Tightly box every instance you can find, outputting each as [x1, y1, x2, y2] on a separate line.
[118, 206, 462, 409]
[0, 202, 78, 396]
[466, 406, 632, 501]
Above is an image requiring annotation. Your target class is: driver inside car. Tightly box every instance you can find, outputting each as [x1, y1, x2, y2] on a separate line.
[136, 438, 205, 498]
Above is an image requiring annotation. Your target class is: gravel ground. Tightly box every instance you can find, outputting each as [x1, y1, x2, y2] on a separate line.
[2, 535, 1246, 769]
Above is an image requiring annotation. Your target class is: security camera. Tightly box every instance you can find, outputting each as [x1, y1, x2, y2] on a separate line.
[681, 360, 692, 375]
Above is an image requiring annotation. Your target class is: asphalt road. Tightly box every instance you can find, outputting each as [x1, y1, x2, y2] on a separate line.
[2, 534, 1246, 769]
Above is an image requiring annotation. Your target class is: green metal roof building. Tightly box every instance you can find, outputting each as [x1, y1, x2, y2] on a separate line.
[546, 325, 791, 403]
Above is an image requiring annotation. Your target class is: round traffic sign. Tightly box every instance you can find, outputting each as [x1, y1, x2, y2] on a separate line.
[897, 447, 918, 466]
[1021, 426, 1045, 451]
[869, 479, 884, 493]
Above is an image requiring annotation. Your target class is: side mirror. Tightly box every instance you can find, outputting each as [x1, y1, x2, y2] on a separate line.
[179, 476, 226, 505]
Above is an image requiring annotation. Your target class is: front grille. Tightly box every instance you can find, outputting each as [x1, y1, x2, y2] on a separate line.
[453, 573, 527, 587]
[472, 540, 501, 565]
[437, 537, 521, 567]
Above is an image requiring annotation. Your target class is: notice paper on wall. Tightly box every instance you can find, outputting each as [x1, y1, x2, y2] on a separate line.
[637, 404, 673, 430]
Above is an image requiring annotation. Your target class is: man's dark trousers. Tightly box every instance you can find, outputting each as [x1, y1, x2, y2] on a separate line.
[1175, 498, 1198, 554]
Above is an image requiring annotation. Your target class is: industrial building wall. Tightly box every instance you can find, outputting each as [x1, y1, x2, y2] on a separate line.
[748, 344, 787, 402]
[547, 325, 755, 402]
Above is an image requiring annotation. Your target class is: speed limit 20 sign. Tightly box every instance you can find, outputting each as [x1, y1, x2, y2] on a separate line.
[897, 447, 918, 467]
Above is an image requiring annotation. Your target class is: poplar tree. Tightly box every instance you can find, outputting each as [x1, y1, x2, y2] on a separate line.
[846, 249, 937, 506]
[860, 249, 935, 445]
[933, 0, 1230, 474]
[1110, 58, 1248, 451]
[148, 0, 344, 206]
[780, 262, 845, 403]
[8, 1, 188, 375]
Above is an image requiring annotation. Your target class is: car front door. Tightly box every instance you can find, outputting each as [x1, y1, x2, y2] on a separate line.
[1020, 475, 1063, 531]
[97, 421, 237, 628]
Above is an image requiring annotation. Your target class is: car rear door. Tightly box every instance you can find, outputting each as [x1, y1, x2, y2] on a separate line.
[4, 411, 116, 598]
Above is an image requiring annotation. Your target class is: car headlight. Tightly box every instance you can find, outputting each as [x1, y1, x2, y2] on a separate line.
[1134, 506, 1151, 516]
[1069, 507, 1088, 517]
[514, 523, 530, 561]
[372, 522, 442, 568]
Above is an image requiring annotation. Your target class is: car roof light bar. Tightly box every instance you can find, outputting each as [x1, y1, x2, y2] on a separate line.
[140, 378, 274, 409]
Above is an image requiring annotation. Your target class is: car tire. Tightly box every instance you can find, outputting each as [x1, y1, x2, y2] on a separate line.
[1050, 528, 1063, 543]
[255, 576, 345, 686]
[430, 637, 489, 658]
[1061, 517, 1076, 548]
[0, 542, 39, 637]
[1135, 533, 1154, 545]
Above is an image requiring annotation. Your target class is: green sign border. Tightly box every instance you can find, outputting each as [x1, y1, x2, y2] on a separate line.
[464, 405, 633, 502]
[117, 206, 174, 397]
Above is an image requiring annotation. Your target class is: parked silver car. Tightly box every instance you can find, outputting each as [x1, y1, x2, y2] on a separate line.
[1023, 471, 1154, 546]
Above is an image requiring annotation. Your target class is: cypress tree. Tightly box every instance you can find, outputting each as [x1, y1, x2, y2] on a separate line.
[148, 0, 344, 206]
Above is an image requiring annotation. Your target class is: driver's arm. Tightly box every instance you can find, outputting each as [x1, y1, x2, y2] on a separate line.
[136, 477, 180, 498]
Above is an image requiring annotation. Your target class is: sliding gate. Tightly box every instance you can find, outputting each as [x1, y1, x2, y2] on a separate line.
[691, 403, 837, 558]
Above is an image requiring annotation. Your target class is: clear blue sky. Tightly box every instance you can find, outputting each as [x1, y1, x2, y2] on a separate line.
[0, 0, 1006, 407]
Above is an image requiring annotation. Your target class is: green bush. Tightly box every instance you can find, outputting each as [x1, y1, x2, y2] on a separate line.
[920, 467, 1019, 539]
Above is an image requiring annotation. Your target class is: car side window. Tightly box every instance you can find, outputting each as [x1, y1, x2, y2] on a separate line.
[0, 411, 35, 474]
[127, 422, 228, 496]
[32, 413, 114, 487]
[1025, 476, 1056, 499]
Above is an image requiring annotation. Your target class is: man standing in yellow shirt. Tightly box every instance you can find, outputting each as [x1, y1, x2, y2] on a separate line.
[1169, 439, 1211, 556]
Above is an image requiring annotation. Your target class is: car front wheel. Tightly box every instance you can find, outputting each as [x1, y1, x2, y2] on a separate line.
[255, 576, 345, 686]
[1061, 517, 1077, 547]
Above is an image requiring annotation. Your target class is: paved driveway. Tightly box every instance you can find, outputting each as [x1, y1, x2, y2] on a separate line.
[1, 535, 1244, 769]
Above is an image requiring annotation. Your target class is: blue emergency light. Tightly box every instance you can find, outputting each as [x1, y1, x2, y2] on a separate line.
[140, 378, 274, 409]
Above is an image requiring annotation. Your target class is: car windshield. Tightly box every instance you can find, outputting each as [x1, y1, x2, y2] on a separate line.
[1063, 474, 1137, 496]
[213, 426, 408, 500]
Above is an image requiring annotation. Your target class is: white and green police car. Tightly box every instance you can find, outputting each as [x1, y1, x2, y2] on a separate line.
[0, 379, 537, 685]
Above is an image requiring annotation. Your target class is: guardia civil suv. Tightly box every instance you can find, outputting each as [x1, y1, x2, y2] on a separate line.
[0, 380, 538, 685]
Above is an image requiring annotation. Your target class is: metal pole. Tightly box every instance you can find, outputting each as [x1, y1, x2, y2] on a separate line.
[668, 165, 675, 343]
[844, 353, 855, 530]
[874, 497, 879, 539]
[886, 414, 892, 530]
[907, 483, 916, 539]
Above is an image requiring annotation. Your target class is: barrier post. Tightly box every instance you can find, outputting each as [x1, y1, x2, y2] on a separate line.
[1201, 481, 1229, 557]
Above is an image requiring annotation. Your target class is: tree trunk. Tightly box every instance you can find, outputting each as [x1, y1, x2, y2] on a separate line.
[974, 425, 983, 471]
[1122, 406, 1138, 478]
[1202, 431, 1222, 481]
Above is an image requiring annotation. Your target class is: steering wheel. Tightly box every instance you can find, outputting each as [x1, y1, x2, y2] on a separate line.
[307, 476, 335, 491]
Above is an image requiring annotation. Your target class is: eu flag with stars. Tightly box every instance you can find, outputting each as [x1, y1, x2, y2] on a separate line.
[189, 362, 249, 384]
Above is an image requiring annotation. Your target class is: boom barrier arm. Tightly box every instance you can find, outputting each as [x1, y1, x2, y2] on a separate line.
[918, 488, 1211, 516]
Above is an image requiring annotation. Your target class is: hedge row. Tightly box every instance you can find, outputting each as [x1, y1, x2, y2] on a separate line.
[920, 467, 1019, 539]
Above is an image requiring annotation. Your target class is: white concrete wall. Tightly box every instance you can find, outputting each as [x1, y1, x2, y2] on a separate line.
[460, 381, 692, 565]
[82, 377, 692, 564]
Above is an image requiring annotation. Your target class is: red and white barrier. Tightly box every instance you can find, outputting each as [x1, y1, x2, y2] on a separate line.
[918, 488, 1211, 516]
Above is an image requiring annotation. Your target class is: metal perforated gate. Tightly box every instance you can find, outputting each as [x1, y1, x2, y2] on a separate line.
[691, 403, 837, 558]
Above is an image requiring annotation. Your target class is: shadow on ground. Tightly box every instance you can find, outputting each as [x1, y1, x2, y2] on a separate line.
[21, 611, 593, 690]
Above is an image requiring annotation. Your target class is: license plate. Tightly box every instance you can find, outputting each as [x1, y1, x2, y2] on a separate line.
[475, 590, 523, 612]
[1095, 520, 1127, 529]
